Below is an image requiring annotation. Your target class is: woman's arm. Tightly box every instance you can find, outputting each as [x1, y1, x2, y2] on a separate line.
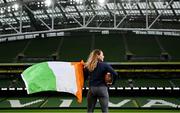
[105, 63, 118, 84]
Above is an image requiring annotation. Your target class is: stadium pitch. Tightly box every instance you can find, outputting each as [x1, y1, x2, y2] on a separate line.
[0, 109, 179, 113]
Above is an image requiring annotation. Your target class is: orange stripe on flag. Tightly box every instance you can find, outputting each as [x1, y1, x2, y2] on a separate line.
[71, 61, 84, 103]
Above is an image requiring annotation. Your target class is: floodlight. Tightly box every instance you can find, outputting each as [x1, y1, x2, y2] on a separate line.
[13, 3, 19, 10]
[97, 0, 107, 6]
[45, 0, 52, 7]
[75, 0, 83, 4]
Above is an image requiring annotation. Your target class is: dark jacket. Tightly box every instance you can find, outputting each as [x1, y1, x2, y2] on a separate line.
[84, 61, 118, 87]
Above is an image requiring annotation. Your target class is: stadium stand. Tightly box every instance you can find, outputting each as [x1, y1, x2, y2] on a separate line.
[0, 34, 180, 63]
[126, 34, 162, 61]
[171, 79, 180, 87]
[59, 36, 91, 61]
[24, 37, 61, 57]
[94, 34, 125, 62]
[132, 79, 172, 87]
[159, 36, 180, 61]
[0, 40, 28, 63]
[16, 37, 62, 62]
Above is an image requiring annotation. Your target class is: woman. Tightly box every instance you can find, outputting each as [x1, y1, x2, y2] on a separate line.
[84, 49, 118, 113]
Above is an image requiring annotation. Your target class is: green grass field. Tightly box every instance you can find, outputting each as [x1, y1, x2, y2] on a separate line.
[0, 109, 179, 113]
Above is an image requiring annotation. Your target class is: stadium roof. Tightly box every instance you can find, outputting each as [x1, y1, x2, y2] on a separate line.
[0, 0, 180, 38]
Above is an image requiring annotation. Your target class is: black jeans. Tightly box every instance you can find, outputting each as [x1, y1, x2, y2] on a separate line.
[87, 86, 109, 113]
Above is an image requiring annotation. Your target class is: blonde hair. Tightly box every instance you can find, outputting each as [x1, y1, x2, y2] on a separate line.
[85, 49, 102, 72]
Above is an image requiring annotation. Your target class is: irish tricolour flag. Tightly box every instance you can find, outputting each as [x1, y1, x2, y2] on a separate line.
[21, 61, 84, 103]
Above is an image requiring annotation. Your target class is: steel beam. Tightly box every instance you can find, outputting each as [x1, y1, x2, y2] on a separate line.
[119, 1, 127, 15]
[146, 0, 148, 28]
[43, 8, 51, 21]
[19, 5, 23, 33]
[148, 0, 174, 29]
[170, 3, 178, 21]
[57, 3, 83, 27]
[97, 16, 110, 27]
[1, 26, 180, 38]
[137, 3, 143, 16]
[55, 2, 68, 21]
[2, 0, 20, 33]
[74, 4, 83, 20]
[116, 2, 139, 28]
[105, 5, 113, 19]
[114, 0, 116, 28]
[84, 27, 180, 32]
[83, 0, 86, 26]
[151, 1, 159, 15]
[85, 14, 96, 27]
[87, 0, 96, 15]
[51, 1, 55, 30]
[116, 3, 122, 16]
[2, 18, 19, 33]
[24, 4, 52, 30]
[0, 27, 84, 38]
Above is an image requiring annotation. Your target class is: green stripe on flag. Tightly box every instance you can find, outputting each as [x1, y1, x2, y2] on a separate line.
[22, 62, 56, 94]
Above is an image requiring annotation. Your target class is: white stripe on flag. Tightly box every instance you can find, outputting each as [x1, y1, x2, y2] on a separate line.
[48, 62, 77, 95]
